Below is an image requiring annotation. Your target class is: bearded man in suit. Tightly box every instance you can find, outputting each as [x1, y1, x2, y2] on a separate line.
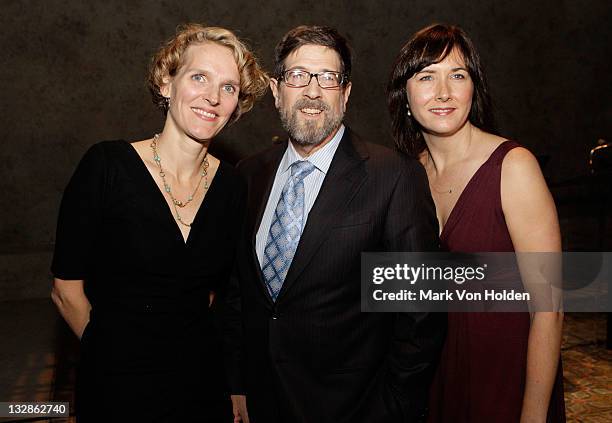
[223, 25, 446, 423]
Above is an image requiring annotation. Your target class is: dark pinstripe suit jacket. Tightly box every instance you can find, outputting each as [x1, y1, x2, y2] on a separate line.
[221, 128, 446, 423]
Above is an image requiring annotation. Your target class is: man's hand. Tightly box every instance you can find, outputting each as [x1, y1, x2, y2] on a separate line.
[231, 394, 250, 423]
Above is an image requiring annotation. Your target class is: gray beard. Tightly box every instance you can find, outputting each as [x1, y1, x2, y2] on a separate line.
[279, 98, 343, 147]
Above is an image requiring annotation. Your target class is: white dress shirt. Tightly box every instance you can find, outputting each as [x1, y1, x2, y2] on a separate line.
[255, 125, 345, 267]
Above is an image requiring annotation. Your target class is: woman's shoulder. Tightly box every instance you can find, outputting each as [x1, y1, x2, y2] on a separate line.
[477, 131, 533, 168]
[500, 143, 540, 174]
[70, 140, 136, 184]
[210, 159, 247, 207]
[210, 157, 246, 190]
[479, 132, 514, 153]
[71, 140, 124, 168]
[498, 139, 547, 196]
[91, 139, 130, 150]
[82, 140, 132, 160]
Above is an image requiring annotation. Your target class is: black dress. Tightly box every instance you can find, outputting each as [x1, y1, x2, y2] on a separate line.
[51, 140, 244, 422]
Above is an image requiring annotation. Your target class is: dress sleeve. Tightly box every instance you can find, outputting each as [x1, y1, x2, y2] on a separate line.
[51, 142, 109, 280]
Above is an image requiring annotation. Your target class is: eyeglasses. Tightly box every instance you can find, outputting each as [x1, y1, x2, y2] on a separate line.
[280, 69, 348, 89]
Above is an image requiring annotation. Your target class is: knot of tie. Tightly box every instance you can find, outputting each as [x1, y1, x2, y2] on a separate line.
[290, 160, 316, 182]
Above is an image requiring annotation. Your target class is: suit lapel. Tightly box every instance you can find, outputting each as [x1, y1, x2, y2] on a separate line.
[246, 142, 287, 305]
[276, 129, 369, 302]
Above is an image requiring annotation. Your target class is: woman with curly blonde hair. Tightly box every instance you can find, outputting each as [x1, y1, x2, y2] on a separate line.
[51, 23, 268, 421]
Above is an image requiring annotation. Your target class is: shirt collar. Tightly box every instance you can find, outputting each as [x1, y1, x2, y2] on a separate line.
[279, 124, 345, 175]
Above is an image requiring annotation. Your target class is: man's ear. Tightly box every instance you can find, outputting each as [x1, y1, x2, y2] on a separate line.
[341, 82, 352, 113]
[269, 78, 280, 109]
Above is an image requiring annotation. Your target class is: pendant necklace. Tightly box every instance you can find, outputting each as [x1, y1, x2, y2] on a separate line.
[431, 184, 454, 194]
[426, 152, 465, 195]
[150, 133, 209, 227]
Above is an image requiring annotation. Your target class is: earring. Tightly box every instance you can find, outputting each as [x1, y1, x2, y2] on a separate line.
[164, 97, 170, 108]
[406, 104, 412, 117]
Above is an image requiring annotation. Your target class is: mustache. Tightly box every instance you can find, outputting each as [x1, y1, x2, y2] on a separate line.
[292, 99, 329, 112]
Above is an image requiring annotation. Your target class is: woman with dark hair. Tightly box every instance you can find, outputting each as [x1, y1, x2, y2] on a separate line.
[50, 24, 268, 421]
[387, 24, 565, 422]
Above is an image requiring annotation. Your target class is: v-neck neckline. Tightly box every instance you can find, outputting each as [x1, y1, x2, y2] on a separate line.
[122, 140, 223, 246]
[439, 140, 510, 241]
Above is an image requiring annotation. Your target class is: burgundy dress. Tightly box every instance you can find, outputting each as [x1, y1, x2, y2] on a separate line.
[427, 141, 565, 422]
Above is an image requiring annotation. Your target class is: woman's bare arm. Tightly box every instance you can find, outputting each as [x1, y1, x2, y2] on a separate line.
[51, 278, 92, 339]
[501, 147, 563, 423]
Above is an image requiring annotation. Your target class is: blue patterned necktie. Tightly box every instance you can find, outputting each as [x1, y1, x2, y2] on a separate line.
[262, 160, 316, 301]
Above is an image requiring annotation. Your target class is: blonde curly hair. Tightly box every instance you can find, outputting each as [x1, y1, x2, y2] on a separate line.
[148, 23, 269, 124]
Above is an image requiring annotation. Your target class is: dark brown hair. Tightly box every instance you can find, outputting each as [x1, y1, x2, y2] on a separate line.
[273, 25, 351, 83]
[387, 23, 497, 157]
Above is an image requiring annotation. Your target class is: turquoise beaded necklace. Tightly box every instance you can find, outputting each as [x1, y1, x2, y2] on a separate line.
[150, 134, 209, 227]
